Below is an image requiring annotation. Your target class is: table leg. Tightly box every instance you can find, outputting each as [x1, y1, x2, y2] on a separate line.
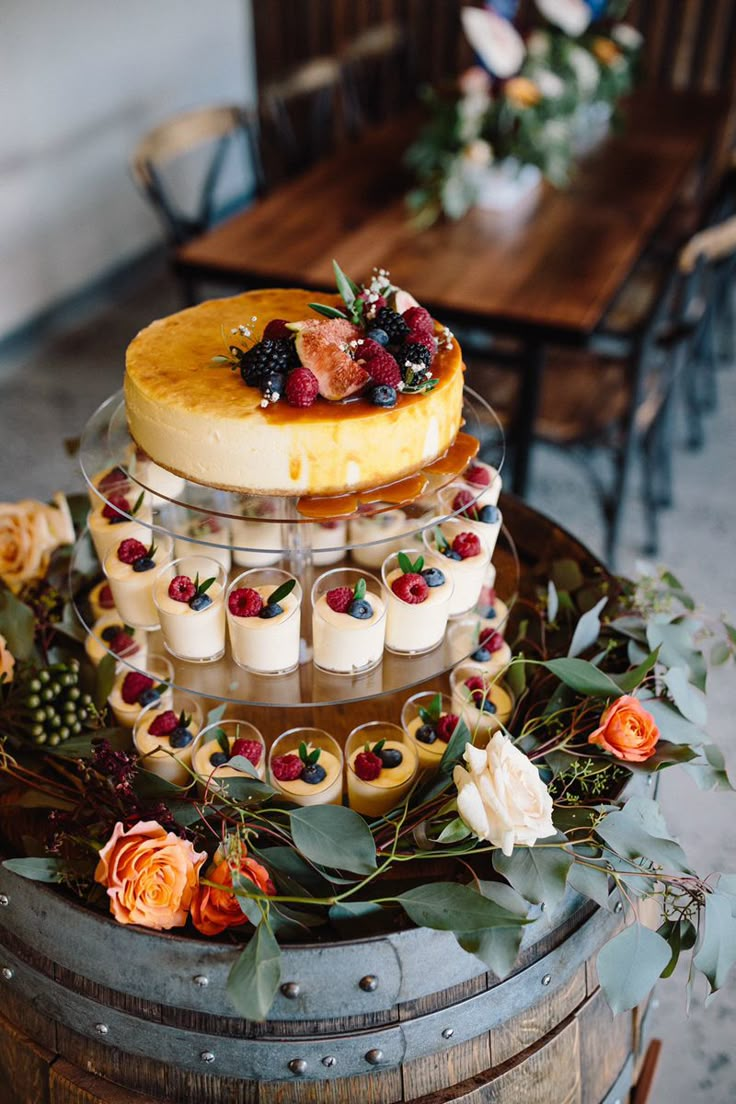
[512, 340, 545, 497]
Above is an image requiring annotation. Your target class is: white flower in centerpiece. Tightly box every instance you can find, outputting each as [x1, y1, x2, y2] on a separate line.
[541, 118, 569, 146]
[535, 0, 591, 37]
[463, 139, 494, 167]
[535, 68, 566, 99]
[569, 44, 600, 95]
[461, 6, 526, 79]
[527, 29, 550, 59]
[458, 65, 492, 97]
[453, 735, 556, 857]
[612, 22, 643, 51]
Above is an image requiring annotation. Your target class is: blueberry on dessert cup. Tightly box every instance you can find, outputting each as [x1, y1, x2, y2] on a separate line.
[103, 534, 173, 630]
[108, 655, 174, 730]
[400, 691, 462, 772]
[88, 580, 116, 621]
[449, 619, 512, 673]
[449, 663, 515, 745]
[85, 612, 149, 669]
[269, 728, 344, 807]
[133, 692, 204, 786]
[438, 483, 503, 559]
[381, 549, 454, 655]
[350, 510, 412, 569]
[153, 556, 227, 663]
[173, 511, 232, 574]
[476, 578, 510, 635]
[87, 484, 153, 564]
[311, 568, 386, 675]
[422, 519, 490, 618]
[226, 568, 302, 675]
[461, 459, 502, 508]
[192, 719, 266, 795]
[346, 722, 418, 817]
[309, 520, 348, 566]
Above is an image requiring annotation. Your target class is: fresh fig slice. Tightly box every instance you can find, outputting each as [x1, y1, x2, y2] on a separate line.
[295, 329, 370, 401]
[391, 288, 420, 313]
[287, 318, 361, 345]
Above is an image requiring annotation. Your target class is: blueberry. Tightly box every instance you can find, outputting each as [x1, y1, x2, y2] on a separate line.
[171, 727, 194, 748]
[480, 606, 497, 619]
[261, 371, 286, 400]
[478, 505, 499, 524]
[369, 385, 397, 408]
[109, 514, 128, 525]
[301, 763, 327, 785]
[421, 567, 446, 588]
[132, 557, 156, 573]
[443, 548, 462, 561]
[481, 699, 497, 715]
[137, 687, 161, 707]
[209, 750, 229, 766]
[366, 327, 390, 346]
[379, 747, 403, 768]
[471, 647, 492, 662]
[415, 724, 437, 745]
[348, 598, 373, 619]
[188, 594, 213, 612]
[101, 625, 124, 642]
[259, 602, 282, 619]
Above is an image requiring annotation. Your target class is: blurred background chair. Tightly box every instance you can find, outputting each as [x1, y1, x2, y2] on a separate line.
[340, 22, 413, 133]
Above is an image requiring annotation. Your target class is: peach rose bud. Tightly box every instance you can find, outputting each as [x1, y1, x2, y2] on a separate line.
[588, 695, 660, 763]
[191, 848, 275, 937]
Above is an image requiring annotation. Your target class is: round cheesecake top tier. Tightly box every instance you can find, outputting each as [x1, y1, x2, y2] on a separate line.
[124, 289, 465, 497]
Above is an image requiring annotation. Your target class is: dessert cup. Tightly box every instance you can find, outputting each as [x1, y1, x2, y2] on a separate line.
[309, 520, 347, 566]
[461, 459, 502, 507]
[226, 568, 302, 675]
[88, 501, 154, 565]
[346, 722, 419, 817]
[153, 555, 227, 663]
[448, 615, 512, 672]
[103, 534, 173, 630]
[381, 549, 454, 655]
[85, 612, 148, 669]
[311, 568, 386, 674]
[400, 691, 461, 772]
[108, 655, 174, 730]
[475, 581, 508, 634]
[192, 719, 266, 794]
[422, 518, 491, 617]
[88, 580, 116, 621]
[231, 517, 284, 567]
[450, 664, 515, 745]
[173, 513, 232, 574]
[438, 483, 502, 558]
[134, 456, 186, 508]
[269, 728, 344, 806]
[133, 691, 204, 786]
[87, 465, 138, 509]
[350, 510, 413, 569]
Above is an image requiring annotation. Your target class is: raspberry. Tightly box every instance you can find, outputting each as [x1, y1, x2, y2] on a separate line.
[466, 463, 491, 487]
[263, 318, 292, 340]
[452, 489, 476, 515]
[97, 467, 130, 494]
[452, 532, 481, 559]
[109, 631, 136, 656]
[231, 738, 263, 766]
[326, 586, 353, 613]
[285, 366, 319, 408]
[121, 672, 154, 705]
[464, 676, 485, 694]
[148, 710, 179, 736]
[117, 538, 147, 564]
[98, 584, 115, 609]
[356, 338, 384, 364]
[479, 628, 505, 653]
[168, 575, 196, 603]
[271, 753, 303, 781]
[391, 572, 429, 604]
[436, 713, 460, 742]
[402, 306, 434, 337]
[364, 348, 401, 388]
[406, 329, 436, 357]
[102, 494, 130, 521]
[228, 587, 264, 618]
[354, 750, 382, 781]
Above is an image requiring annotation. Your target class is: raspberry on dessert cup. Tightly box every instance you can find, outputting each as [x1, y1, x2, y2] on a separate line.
[231, 512, 284, 568]
[133, 691, 204, 786]
[88, 580, 116, 620]
[449, 617, 513, 672]
[88, 467, 132, 509]
[192, 719, 266, 795]
[108, 655, 174, 730]
[346, 722, 418, 817]
[87, 483, 154, 564]
[349, 510, 414, 569]
[153, 556, 227, 663]
[449, 663, 515, 745]
[172, 508, 232, 574]
[462, 459, 502, 507]
[269, 728, 344, 807]
[381, 549, 454, 655]
[422, 518, 491, 618]
[311, 568, 386, 675]
[438, 482, 503, 558]
[309, 520, 348, 566]
[400, 691, 461, 771]
[103, 534, 173, 630]
[84, 612, 149, 669]
[226, 568, 302, 675]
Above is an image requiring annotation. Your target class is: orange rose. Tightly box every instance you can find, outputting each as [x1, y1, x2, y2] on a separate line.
[588, 695, 660, 763]
[191, 847, 275, 937]
[0, 494, 74, 593]
[505, 77, 542, 109]
[592, 36, 622, 66]
[0, 634, 14, 684]
[95, 820, 206, 930]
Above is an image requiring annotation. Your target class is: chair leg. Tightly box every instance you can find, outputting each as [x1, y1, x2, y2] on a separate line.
[640, 424, 660, 557]
[653, 391, 675, 508]
[716, 272, 735, 366]
[683, 343, 705, 451]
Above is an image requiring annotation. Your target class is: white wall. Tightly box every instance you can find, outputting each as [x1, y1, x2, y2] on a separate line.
[0, 0, 256, 338]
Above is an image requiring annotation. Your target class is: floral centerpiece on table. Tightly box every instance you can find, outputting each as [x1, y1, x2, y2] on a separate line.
[0, 494, 735, 1023]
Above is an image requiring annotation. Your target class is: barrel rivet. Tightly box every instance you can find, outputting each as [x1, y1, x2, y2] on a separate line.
[541, 974, 552, 987]
[359, 974, 378, 992]
[193, 974, 209, 988]
[289, 1058, 307, 1076]
[1, 968, 12, 981]
[95, 1023, 109, 1036]
[0, 895, 9, 907]
[442, 1027, 454, 1039]
[281, 982, 301, 999]
[365, 1048, 384, 1065]
[322, 1055, 337, 1068]
[647, 775, 653, 787]
[200, 1051, 215, 1064]
[614, 901, 623, 913]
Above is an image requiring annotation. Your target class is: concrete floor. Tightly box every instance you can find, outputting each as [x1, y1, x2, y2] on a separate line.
[0, 274, 734, 1101]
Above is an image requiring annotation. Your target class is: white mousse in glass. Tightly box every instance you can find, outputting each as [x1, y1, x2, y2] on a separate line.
[153, 556, 226, 663]
[173, 513, 232, 573]
[422, 519, 490, 617]
[439, 482, 502, 558]
[311, 569, 386, 674]
[350, 510, 414, 569]
[88, 494, 154, 565]
[382, 549, 454, 654]
[231, 516, 283, 567]
[309, 520, 347, 566]
[103, 534, 173, 630]
[226, 569, 302, 675]
[462, 460, 502, 506]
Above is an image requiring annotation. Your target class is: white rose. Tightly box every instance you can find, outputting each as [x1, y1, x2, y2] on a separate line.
[461, 7, 526, 79]
[541, 119, 569, 145]
[535, 68, 565, 98]
[453, 735, 556, 856]
[535, 0, 591, 37]
[569, 44, 600, 95]
[463, 139, 493, 167]
[612, 22, 643, 51]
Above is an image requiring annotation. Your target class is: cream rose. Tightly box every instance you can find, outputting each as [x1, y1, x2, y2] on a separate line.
[454, 735, 555, 856]
[0, 494, 74, 593]
[0, 634, 15, 684]
[461, 7, 526, 79]
[535, 0, 591, 37]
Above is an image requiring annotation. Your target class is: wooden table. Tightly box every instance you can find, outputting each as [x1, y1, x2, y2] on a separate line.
[177, 88, 724, 495]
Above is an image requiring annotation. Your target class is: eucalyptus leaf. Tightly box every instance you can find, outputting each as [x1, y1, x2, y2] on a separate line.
[226, 922, 282, 1021]
[220, 776, 275, 803]
[627, 741, 698, 772]
[567, 857, 611, 910]
[567, 596, 607, 658]
[640, 698, 705, 746]
[231, 872, 266, 925]
[710, 640, 731, 666]
[504, 657, 527, 698]
[455, 925, 524, 977]
[290, 805, 376, 875]
[612, 648, 660, 693]
[596, 800, 692, 874]
[2, 857, 66, 883]
[550, 558, 584, 592]
[544, 658, 621, 698]
[547, 579, 559, 623]
[0, 587, 36, 659]
[694, 892, 736, 997]
[95, 652, 117, 708]
[332, 259, 357, 306]
[686, 744, 734, 792]
[308, 302, 348, 320]
[207, 702, 227, 725]
[647, 620, 707, 691]
[436, 817, 471, 844]
[597, 923, 671, 1014]
[228, 756, 265, 779]
[493, 836, 572, 909]
[397, 882, 531, 932]
[664, 667, 707, 727]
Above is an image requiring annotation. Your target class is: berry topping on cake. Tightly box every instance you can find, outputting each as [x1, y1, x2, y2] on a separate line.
[169, 575, 196, 603]
[466, 463, 491, 486]
[391, 573, 429, 604]
[240, 338, 298, 388]
[102, 494, 131, 522]
[120, 672, 154, 705]
[397, 341, 432, 375]
[285, 366, 319, 408]
[415, 723, 438, 744]
[263, 318, 292, 341]
[402, 306, 434, 337]
[354, 750, 383, 781]
[378, 746, 403, 768]
[421, 566, 446, 588]
[326, 586, 353, 613]
[271, 753, 303, 781]
[148, 710, 179, 737]
[369, 385, 398, 407]
[228, 587, 263, 618]
[436, 713, 460, 742]
[375, 306, 410, 343]
[295, 329, 370, 401]
[302, 763, 327, 785]
[231, 738, 263, 766]
[117, 538, 147, 564]
[479, 628, 505, 653]
[97, 584, 115, 609]
[452, 532, 481, 559]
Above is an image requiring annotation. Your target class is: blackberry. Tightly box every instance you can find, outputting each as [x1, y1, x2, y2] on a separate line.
[375, 307, 410, 344]
[240, 338, 298, 387]
[396, 342, 432, 381]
